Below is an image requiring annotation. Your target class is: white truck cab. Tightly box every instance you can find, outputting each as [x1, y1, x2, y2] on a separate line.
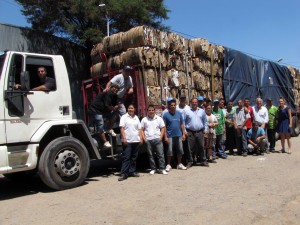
[0, 51, 102, 190]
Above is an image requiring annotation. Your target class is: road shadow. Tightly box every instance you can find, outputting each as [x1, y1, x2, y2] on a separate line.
[0, 154, 150, 200]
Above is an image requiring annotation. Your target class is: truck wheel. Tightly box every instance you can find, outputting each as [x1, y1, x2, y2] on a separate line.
[38, 136, 90, 190]
[291, 116, 300, 137]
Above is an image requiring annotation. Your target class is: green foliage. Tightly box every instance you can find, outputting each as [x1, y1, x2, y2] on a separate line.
[16, 0, 170, 50]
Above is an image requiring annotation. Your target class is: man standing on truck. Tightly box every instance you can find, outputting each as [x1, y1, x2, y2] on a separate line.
[104, 65, 134, 115]
[88, 84, 120, 148]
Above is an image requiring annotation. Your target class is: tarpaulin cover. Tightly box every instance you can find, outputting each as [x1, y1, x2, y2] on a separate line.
[223, 48, 295, 110]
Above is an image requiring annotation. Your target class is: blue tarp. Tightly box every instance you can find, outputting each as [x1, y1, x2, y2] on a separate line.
[223, 48, 295, 110]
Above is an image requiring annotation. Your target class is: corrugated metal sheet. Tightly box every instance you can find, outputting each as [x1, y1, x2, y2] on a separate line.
[0, 23, 89, 120]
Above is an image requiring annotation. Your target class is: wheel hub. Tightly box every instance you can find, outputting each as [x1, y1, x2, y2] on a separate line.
[55, 150, 81, 177]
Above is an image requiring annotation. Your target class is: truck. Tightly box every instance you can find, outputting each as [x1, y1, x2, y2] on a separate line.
[0, 50, 130, 190]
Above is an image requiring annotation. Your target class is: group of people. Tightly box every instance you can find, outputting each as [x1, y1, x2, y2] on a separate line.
[88, 65, 293, 182]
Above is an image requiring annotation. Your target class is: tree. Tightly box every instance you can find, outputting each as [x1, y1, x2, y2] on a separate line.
[16, 0, 170, 51]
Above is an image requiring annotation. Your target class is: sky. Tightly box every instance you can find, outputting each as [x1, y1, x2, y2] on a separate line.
[1, 0, 300, 68]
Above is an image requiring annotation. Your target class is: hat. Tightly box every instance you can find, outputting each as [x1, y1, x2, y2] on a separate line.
[123, 65, 133, 71]
[266, 98, 272, 101]
[180, 94, 186, 99]
[213, 99, 219, 104]
[167, 97, 174, 102]
[197, 96, 204, 101]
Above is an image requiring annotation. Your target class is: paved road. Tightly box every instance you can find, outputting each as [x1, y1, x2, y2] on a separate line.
[0, 138, 300, 225]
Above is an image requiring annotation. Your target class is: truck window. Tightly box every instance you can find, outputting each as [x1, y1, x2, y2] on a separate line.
[25, 56, 56, 91]
[7, 54, 23, 90]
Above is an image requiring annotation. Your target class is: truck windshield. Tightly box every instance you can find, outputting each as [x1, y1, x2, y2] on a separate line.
[0, 52, 5, 79]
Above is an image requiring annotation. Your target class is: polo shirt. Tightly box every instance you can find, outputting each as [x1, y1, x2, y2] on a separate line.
[119, 113, 141, 143]
[141, 115, 165, 140]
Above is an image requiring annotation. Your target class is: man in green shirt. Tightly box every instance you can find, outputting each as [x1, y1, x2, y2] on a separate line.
[266, 98, 278, 153]
[212, 99, 227, 159]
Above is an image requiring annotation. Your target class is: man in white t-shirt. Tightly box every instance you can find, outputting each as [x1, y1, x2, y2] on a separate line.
[104, 65, 134, 115]
[141, 105, 167, 175]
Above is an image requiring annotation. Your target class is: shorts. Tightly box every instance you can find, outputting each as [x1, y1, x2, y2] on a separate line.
[167, 136, 184, 156]
[90, 113, 105, 133]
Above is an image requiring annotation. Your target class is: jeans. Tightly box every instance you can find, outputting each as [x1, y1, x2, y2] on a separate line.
[145, 139, 166, 170]
[120, 142, 140, 176]
[167, 137, 184, 156]
[235, 128, 248, 153]
[215, 134, 226, 156]
[187, 130, 206, 163]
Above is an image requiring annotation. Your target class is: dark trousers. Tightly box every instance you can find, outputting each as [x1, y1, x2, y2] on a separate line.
[235, 128, 248, 153]
[120, 142, 140, 176]
[267, 129, 276, 150]
[187, 130, 206, 163]
[225, 126, 236, 150]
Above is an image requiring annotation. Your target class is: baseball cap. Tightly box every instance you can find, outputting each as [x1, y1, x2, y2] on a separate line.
[197, 96, 204, 101]
[167, 97, 174, 102]
[213, 99, 219, 103]
[123, 65, 133, 71]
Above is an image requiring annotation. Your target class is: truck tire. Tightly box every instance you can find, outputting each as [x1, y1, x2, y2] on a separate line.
[38, 136, 90, 190]
[291, 116, 300, 137]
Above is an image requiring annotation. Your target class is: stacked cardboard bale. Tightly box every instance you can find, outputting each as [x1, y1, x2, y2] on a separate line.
[288, 66, 300, 106]
[90, 26, 225, 105]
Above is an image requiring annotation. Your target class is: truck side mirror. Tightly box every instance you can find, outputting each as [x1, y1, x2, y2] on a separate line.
[20, 71, 30, 91]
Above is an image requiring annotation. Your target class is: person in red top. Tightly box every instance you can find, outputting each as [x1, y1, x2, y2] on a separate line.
[244, 98, 254, 132]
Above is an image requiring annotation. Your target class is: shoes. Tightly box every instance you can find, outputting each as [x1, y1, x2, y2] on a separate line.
[266, 150, 270, 154]
[208, 159, 217, 163]
[219, 154, 227, 159]
[118, 174, 127, 181]
[149, 170, 156, 175]
[242, 152, 248, 157]
[260, 152, 264, 156]
[158, 169, 168, 175]
[129, 172, 140, 177]
[177, 163, 187, 170]
[212, 156, 218, 160]
[108, 129, 117, 137]
[270, 149, 275, 153]
[165, 164, 172, 172]
[197, 162, 209, 167]
[103, 141, 112, 148]
[186, 162, 193, 169]
[280, 149, 286, 153]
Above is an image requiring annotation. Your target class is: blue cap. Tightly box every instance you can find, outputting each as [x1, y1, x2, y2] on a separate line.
[167, 97, 174, 102]
[197, 96, 204, 101]
[213, 99, 219, 103]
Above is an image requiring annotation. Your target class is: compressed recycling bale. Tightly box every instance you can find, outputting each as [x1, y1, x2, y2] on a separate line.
[91, 43, 105, 64]
[147, 86, 161, 105]
[90, 62, 106, 77]
[102, 32, 124, 55]
[168, 32, 186, 54]
[191, 38, 210, 58]
[144, 68, 158, 86]
[120, 47, 143, 67]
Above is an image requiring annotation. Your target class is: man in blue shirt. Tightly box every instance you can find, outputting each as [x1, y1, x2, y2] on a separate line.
[183, 97, 209, 166]
[247, 122, 268, 155]
[163, 99, 187, 171]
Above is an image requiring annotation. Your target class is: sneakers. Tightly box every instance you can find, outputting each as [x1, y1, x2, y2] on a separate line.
[177, 163, 187, 170]
[165, 164, 172, 172]
[157, 169, 168, 175]
[108, 129, 117, 137]
[242, 152, 248, 157]
[149, 170, 156, 175]
[103, 141, 112, 148]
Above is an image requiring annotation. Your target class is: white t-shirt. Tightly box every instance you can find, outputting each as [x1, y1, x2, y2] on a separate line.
[206, 114, 218, 138]
[111, 73, 133, 98]
[119, 113, 141, 143]
[141, 115, 165, 140]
